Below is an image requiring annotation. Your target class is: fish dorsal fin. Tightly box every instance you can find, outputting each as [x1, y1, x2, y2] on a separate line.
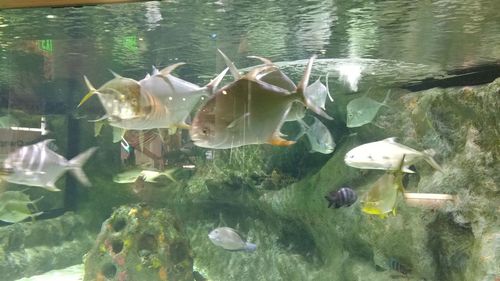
[40, 139, 55, 148]
[203, 67, 229, 95]
[217, 49, 241, 81]
[297, 55, 316, 96]
[108, 69, 122, 78]
[325, 72, 334, 102]
[380, 89, 392, 107]
[158, 62, 186, 77]
[246, 65, 278, 81]
[247, 55, 273, 66]
[151, 65, 160, 75]
[383, 137, 397, 143]
[78, 76, 97, 108]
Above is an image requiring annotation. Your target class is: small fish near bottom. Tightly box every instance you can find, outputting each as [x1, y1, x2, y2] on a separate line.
[208, 227, 257, 252]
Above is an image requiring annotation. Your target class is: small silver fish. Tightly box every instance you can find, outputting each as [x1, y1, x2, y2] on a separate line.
[344, 137, 442, 173]
[346, 91, 390, 128]
[190, 51, 332, 149]
[208, 227, 257, 252]
[113, 168, 177, 184]
[297, 116, 335, 154]
[3, 139, 97, 191]
[304, 76, 332, 110]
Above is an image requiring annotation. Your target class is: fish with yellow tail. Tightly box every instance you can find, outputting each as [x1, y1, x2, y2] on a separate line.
[190, 51, 332, 149]
[360, 155, 406, 218]
[344, 137, 442, 173]
[78, 72, 144, 121]
[78, 65, 227, 140]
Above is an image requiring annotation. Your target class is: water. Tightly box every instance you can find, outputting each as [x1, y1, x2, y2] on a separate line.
[0, 1, 499, 281]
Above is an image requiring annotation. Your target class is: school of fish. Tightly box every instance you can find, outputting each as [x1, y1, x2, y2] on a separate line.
[0, 47, 446, 276]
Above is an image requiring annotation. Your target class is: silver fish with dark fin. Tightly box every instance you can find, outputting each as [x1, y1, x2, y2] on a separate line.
[3, 139, 97, 191]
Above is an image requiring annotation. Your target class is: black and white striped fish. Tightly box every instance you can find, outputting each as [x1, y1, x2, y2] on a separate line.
[325, 187, 358, 208]
[2, 139, 97, 191]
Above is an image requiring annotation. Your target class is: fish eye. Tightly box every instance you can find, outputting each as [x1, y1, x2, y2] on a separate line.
[202, 127, 210, 135]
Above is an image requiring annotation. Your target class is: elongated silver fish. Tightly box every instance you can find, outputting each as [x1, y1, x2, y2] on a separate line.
[208, 227, 257, 252]
[2, 139, 97, 191]
[344, 137, 442, 173]
[190, 52, 332, 149]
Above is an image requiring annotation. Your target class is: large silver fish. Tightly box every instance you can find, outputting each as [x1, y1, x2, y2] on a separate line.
[2, 139, 97, 191]
[221, 50, 330, 122]
[344, 137, 442, 173]
[190, 52, 332, 149]
[79, 65, 227, 139]
[208, 227, 257, 252]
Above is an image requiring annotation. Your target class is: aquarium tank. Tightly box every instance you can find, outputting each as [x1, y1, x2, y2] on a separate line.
[0, 0, 498, 280]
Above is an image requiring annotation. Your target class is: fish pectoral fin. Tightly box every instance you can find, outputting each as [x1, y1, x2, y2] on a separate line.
[112, 128, 126, 143]
[267, 134, 295, 146]
[227, 113, 250, 130]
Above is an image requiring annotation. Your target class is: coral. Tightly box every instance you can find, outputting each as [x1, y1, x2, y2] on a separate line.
[83, 204, 193, 281]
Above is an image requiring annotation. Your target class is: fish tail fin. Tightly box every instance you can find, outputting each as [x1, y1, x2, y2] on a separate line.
[422, 149, 443, 172]
[68, 147, 98, 187]
[244, 242, 257, 252]
[161, 169, 178, 183]
[296, 56, 333, 120]
[203, 67, 229, 95]
[78, 76, 97, 108]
